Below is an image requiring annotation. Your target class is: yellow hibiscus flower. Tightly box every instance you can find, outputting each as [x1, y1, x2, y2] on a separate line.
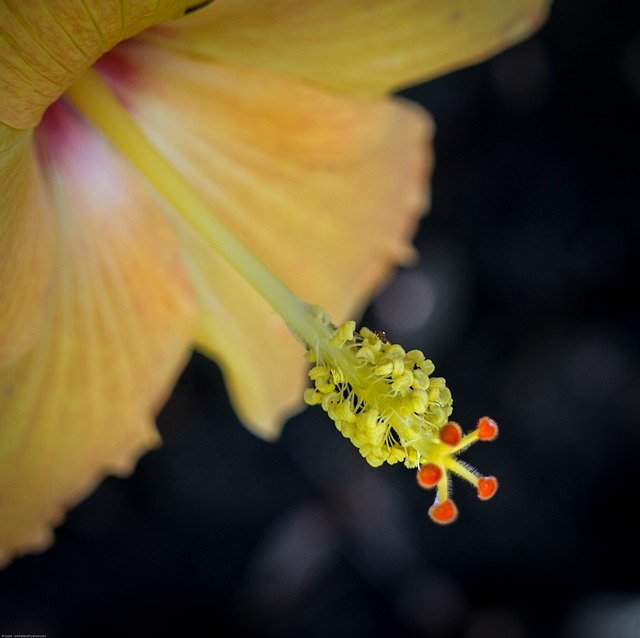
[0, 0, 549, 566]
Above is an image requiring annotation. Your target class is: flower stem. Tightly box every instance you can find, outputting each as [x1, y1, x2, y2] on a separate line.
[65, 67, 331, 348]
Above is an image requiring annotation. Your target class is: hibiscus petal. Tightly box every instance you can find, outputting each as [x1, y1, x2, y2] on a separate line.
[0, 102, 194, 566]
[0, 0, 188, 128]
[0, 123, 55, 367]
[142, 0, 550, 97]
[100, 42, 432, 438]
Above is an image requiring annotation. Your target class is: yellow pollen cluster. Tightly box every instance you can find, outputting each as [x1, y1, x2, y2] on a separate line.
[303, 321, 453, 468]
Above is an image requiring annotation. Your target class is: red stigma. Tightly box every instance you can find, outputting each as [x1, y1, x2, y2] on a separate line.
[440, 421, 462, 446]
[428, 499, 458, 524]
[477, 416, 498, 441]
[477, 476, 498, 500]
[417, 463, 442, 489]
[418, 416, 500, 525]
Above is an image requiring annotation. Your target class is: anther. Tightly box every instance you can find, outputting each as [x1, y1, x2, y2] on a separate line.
[477, 476, 498, 500]
[477, 416, 498, 441]
[428, 499, 458, 524]
[416, 463, 442, 489]
[440, 421, 462, 446]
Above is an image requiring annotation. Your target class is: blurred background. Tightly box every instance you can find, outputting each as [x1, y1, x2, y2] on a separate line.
[1, 1, 638, 636]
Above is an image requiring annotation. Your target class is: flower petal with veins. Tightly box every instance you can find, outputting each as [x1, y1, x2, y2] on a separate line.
[0, 0, 188, 128]
[0, 124, 55, 367]
[143, 0, 550, 97]
[0, 102, 194, 566]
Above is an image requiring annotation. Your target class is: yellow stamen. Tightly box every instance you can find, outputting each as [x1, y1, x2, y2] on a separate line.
[304, 324, 452, 468]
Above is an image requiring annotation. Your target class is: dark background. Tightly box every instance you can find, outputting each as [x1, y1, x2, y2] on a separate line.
[1, 1, 638, 637]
